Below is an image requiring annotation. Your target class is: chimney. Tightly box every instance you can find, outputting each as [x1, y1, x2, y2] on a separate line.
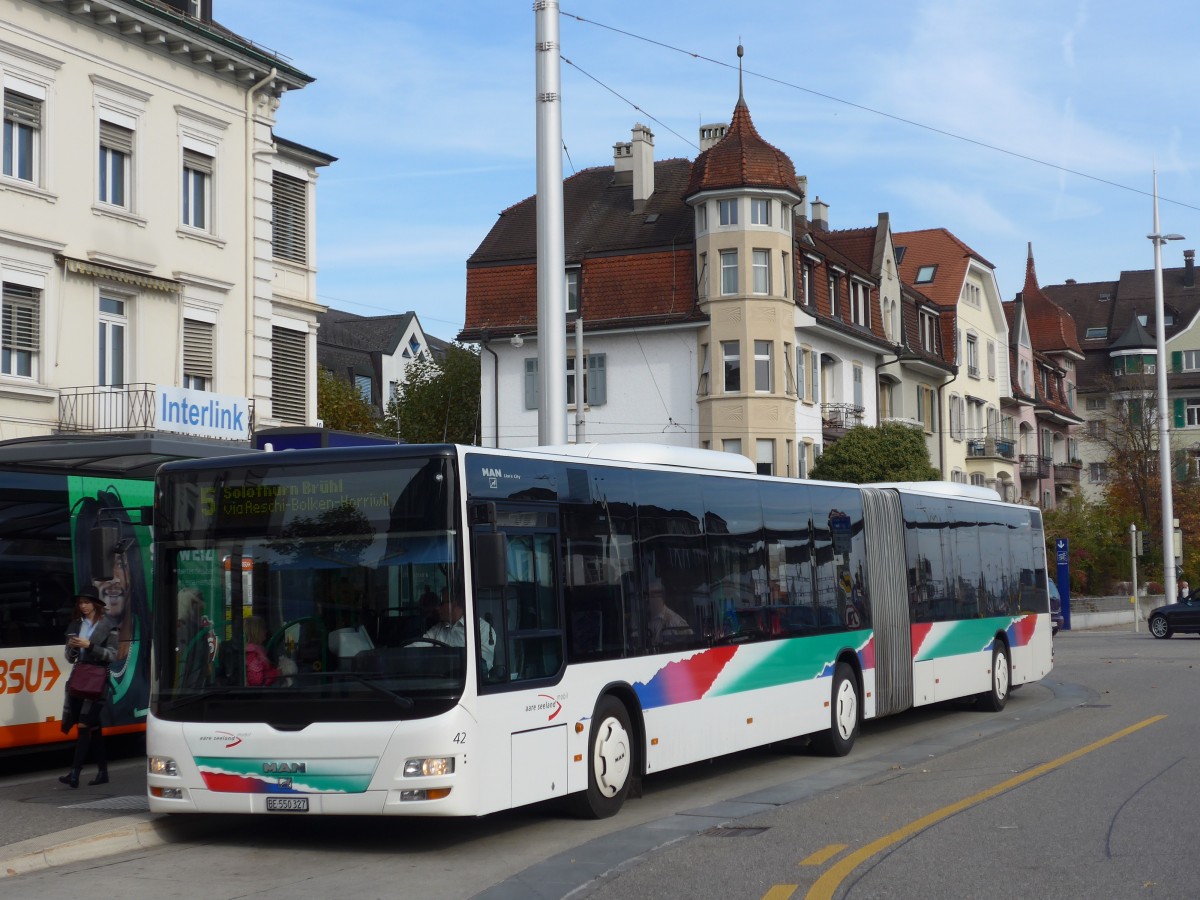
[1065, 278, 1077, 284]
[1185, 249, 1195, 288]
[810, 196, 829, 232]
[698, 122, 727, 152]
[631, 123, 654, 209]
[612, 141, 632, 184]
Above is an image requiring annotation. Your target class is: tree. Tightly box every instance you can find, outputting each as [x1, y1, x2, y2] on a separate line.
[1042, 496, 1129, 595]
[386, 343, 481, 444]
[316, 366, 380, 434]
[809, 422, 940, 484]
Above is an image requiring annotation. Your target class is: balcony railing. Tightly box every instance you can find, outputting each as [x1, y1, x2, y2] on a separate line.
[967, 437, 1016, 460]
[1055, 460, 1082, 484]
[1019, 454, 1051, 479]
[821, 403, 865, 433]
[58, 384, 255, 435]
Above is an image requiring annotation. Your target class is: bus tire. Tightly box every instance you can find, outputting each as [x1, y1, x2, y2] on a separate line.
[567, 695, 634, 819]
[812, 662, 859, 757]
[978, 642, 1010, 712]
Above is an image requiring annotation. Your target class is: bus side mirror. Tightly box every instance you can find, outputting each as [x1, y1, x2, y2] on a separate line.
[473, 532, 508, 589]
[90, 525, 120, 581]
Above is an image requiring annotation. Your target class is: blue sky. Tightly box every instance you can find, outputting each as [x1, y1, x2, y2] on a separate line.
[217, 1, 1199, 343]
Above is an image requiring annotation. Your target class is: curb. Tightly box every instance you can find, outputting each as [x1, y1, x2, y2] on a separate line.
[1, 813, 224, 879]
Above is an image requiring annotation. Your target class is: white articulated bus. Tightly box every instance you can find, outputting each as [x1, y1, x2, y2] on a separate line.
[145, 443, 1053, 817]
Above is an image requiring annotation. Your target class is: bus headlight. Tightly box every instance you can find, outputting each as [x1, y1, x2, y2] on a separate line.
[148, 756, 178, 777]
[403, 757, 455, 777]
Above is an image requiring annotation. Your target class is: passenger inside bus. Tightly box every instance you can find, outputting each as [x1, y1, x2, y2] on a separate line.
[646, 582, 692, 645]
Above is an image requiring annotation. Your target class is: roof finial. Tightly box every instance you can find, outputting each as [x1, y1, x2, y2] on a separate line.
[737, 42, 744, 103]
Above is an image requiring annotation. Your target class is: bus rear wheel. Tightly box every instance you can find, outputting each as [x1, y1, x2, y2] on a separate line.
[977, 642, 1010, 712]
[811, 662, 859, 757]
[567, 695, 634, 819]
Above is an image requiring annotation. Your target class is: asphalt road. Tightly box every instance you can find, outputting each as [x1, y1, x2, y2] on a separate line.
[3, 626, 1194, 898]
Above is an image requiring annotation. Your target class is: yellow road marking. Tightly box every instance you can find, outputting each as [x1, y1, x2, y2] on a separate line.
[762, 886, 798, 900]
[802, 715, 1166, 900]
[800, 844, 847, 866]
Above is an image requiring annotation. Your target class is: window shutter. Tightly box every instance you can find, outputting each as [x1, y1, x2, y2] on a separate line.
[524, 357, 538, 410]
[183, 319, 214, 381]
[4, 91, 41, 129]
[1174, 398, 1185, 429]
[2, 283, 40, 352]
[183, 148, 213, 176]
[271, 326, 307, 423]
[99, 120, 133, 154]
[1172, 351, 1183, 374]
[587, 353, 606, 406]
[271, 172, 308, 264]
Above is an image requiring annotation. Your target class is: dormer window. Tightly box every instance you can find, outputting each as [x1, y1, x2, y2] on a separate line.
[915, 265, 937, 284]
[566, 268, 580, 314]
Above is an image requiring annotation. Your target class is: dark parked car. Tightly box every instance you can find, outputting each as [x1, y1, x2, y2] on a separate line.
[1148, 598, 1200, 639]
[1049, 580, 1063, 636]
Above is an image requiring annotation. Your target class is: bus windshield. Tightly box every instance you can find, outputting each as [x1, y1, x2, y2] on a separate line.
[153, 453, 465, 725]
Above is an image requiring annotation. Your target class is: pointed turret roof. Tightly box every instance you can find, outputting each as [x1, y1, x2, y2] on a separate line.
[1108, 316, 1156, 351]
[684, 96, 802, 199]
[1020, 243, 1083, 356]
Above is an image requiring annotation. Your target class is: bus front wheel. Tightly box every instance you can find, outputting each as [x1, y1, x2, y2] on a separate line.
[812, 662, 859, 757]
[977, 642, 1010, 712]
[567, 695, 633, 819]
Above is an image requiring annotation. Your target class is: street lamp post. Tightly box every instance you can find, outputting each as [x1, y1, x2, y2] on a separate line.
[1148, 171, 1184, 606]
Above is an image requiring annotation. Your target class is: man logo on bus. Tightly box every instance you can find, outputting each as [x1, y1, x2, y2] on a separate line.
[262, 762, 307, 774]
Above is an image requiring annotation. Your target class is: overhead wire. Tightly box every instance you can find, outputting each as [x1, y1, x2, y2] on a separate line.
[560, 10, 1200, 213]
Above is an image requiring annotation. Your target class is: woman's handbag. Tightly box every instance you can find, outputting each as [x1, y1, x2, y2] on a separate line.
[66, 662, 109, 700]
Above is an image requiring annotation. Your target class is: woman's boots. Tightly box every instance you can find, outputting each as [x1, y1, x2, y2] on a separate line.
[88, 767, 109, 786]
[58, 769, 80, 788]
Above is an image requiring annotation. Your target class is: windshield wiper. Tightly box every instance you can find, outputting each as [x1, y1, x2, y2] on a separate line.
[323, 673, 415, 709]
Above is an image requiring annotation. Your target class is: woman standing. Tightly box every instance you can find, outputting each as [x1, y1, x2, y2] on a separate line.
[59, 585, 119, 788]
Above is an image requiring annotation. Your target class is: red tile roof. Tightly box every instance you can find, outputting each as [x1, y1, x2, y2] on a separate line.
[1019, 244, 1083, 355]
[685, 99, 802, 198]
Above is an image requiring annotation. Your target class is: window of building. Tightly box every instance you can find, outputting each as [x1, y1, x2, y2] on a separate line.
[3, 87, 41, 183]
[1182, 350, 1200, 372]
[850, 280, 870, 327]
[1019, 358, 1032, 393]
[829, 272, 842, 317]
[750, 198, 770, 225]
[182, 318, 213, 390]
[802, 262, 814, 306]
[566, 355, 607, 407]
[272, 171, 308, 264]
[797, 346, 808, 401]
[697, 252, 708, 299]
[695, 203, 707, 233]
[722, 438, 742, 456]
[98, 120, 132, 208]
[918, 384, 935, 433]
[1088, 463, 1107, 484]
[852, 363, 863, 409]
[1, 282, 39, 378]
[754, 340, 772, 393]
[525, 354, 608, 409]
[949, 393, 963, 440]
[271, 325, 307, 423]
[783, 341, 794, 395]
[720, 249, 738, 295]
[719, 198, 738, 226]
[915, 265, 936, 284]
[755, 438, 774, 476]
[98, 295, 127, 387]
[919, 310, 937, 352]
[181, 149, 212, 230]
[698, 344, 709, 396]
[752, 249, 770, 295]
[1085, 397, 1107, 410]
[354, 374, 373, 403]
[781, 252, 790, 300]
[1085, 419, 1106, 438]
[565, 268, 579, 314]
[966, 334, 979, 377]
[1084, 326, 1108, 340]
[962, 283, 981, 308]
[879, 379, 894, 419]
[1186, 399, 1200, 427]
[722, 340, 741, 392]
[810, 350, 819, 404]
[987, 340, 996, 379]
